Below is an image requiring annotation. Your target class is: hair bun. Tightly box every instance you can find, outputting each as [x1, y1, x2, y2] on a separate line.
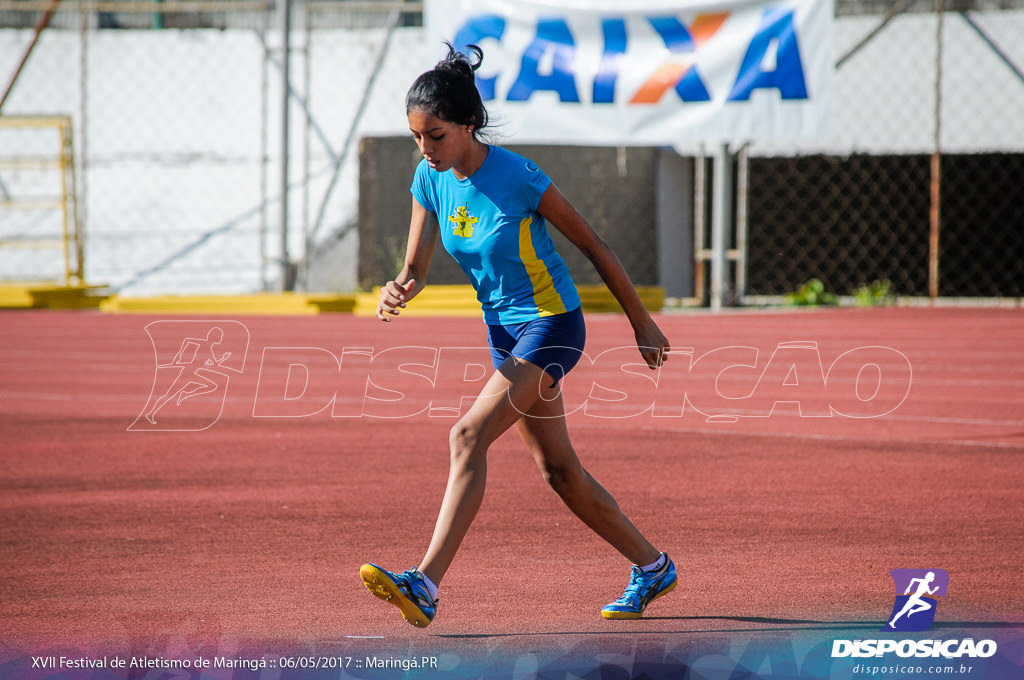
[437, 42, 483, 76]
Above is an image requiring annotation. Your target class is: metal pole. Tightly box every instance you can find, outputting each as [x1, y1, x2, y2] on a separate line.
[78, 5, 89, 284]
[65, 117, 82, 283]
[278, 0, 293, 291]
[710, 142, 732, 311]
[59, 118, 71, 285]
[300, 3, 312, 290]
[0, 0, 62, 114]
[929, 0, 943, 300]
[259, 15, 270, 290]
[693, 145, 706, 304]
[735, 143, 749, 303]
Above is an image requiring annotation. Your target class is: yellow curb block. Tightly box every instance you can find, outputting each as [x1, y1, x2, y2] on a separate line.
[351, 285, 664, 317]
[99, 292, 357, 315]
[578, 285, 665, 314]
[0, 282, 110, 309]
[6, 284, 663, 316]
[352, 285, 482, 317]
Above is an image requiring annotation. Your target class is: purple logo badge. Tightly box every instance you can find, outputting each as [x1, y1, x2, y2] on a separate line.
[883, 569, 949, 631]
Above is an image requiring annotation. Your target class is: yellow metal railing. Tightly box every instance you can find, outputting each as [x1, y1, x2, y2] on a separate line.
[0, 114, 82, 284]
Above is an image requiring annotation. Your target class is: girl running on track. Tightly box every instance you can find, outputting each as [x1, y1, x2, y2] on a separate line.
[359, 44, 676, 627]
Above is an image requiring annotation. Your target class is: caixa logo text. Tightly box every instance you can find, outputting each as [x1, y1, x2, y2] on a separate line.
[455, 9, 810, 104]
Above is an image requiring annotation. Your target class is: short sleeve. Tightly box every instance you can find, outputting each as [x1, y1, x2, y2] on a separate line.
[518, 157, 552, 211]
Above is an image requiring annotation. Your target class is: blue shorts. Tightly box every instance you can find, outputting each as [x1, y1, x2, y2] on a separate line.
[486, 306, 586, 386]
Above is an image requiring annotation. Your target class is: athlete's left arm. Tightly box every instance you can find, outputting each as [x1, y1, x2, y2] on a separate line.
[538, 184, 670, 370]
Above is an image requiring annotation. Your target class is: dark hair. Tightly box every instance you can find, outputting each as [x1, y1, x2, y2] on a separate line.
[406, 43, 489, 138]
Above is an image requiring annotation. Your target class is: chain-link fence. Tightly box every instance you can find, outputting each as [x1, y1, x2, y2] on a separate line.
[1, 1, 272, 293]
[1, 0, 1021, 301]
[743, 1, 1024, 301]
[0, 0, 423, 296]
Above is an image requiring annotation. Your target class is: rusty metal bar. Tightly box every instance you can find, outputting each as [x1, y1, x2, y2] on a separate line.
[0, 0, 62, 114]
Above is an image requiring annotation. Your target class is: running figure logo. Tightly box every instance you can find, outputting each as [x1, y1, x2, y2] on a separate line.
[130, 320, 249, 431]
[883, 569, 950, 631]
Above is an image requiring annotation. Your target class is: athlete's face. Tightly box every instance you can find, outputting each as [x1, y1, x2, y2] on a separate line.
[408, 110, 474, 173]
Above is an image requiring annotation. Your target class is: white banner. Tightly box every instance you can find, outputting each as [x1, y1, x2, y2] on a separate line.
[424, 0, 834, 144]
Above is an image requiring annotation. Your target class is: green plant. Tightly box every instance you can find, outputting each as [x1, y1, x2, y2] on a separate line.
[853, 279, 895, 307]
[785, 278, 838, 306]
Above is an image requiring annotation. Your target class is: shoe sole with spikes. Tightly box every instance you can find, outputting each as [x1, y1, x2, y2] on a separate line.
[360, 563, 434, 628]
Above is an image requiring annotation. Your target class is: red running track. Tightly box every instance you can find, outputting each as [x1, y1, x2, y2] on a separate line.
[1, 307, 1022, 668]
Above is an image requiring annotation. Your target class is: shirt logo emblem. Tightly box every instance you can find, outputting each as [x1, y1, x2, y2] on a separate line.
[449, 205, 479, 238]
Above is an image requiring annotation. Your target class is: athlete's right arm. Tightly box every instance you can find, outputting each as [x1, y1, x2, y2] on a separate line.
[377, 197, 439, 322]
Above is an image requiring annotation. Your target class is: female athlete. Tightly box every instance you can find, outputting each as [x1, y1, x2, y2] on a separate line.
[359, 44, 675, 627]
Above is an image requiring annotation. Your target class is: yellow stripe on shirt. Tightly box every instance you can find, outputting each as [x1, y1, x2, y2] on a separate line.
[518, 215, 567, 317]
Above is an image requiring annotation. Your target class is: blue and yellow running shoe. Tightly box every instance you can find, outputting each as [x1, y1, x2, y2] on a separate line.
[601, 553, 677, 619]
[359, 563, 438, 628]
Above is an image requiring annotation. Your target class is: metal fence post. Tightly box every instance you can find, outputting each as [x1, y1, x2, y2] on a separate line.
[278, 0, 293, 291]
[929, 0, 944, 300]
[710, 142, 732, 312]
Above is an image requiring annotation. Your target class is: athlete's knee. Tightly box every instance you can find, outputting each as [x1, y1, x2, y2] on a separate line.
[537, 457, 584, 495]
[449, 420, 487, 468]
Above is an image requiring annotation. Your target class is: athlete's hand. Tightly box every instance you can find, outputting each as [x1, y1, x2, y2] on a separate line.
[634, 317, 670, 370]
[377, 279, 416, 322]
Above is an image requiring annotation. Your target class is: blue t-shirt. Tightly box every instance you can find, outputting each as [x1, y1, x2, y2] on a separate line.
[411, 145, 582, 325]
